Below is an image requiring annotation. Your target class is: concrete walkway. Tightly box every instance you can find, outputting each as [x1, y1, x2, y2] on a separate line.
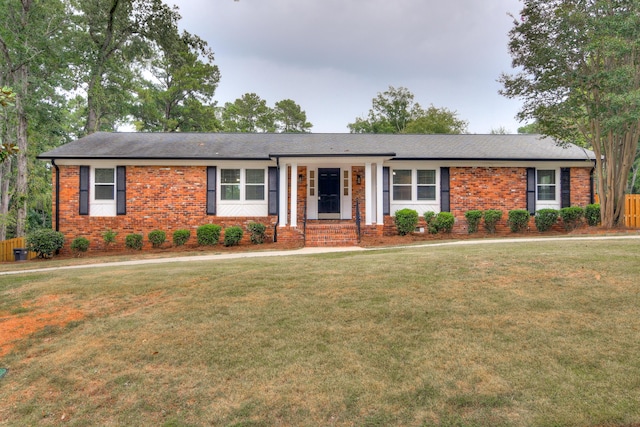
[2, 234, 639, 276]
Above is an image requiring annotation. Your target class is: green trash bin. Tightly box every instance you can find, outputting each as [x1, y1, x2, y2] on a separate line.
[13, 248, 28, 261]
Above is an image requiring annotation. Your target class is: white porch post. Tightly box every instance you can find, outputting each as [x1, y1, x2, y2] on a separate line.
[365, 162, 373, 225]
[290, 163, 298, 227]
[376, 163, 384, 225]
[279, 163, 288, 227]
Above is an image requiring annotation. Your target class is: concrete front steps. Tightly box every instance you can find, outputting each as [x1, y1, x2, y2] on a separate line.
[304, 222, 359, 247]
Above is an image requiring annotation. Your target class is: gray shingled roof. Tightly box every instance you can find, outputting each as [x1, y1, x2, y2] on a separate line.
[38, 132, 596, 162]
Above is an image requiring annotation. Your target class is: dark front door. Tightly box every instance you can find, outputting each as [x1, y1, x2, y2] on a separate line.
[318, 168, 340, 218]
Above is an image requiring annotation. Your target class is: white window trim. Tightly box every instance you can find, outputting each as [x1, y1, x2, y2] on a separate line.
[90, 165, 117, 217]
[391, 168, 439, 202]
[218, 167, 268, 205]
[536, 168, 561, 210]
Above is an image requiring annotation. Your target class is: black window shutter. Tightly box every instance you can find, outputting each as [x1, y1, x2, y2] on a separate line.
[268, 167, 278, 215]
[440, 167, 450, 212]
[561, 168, 571, 208]
[383, 167, 390, 216]
[206, 166, 217, 215]
[526, 168, 536, 215]
[79, 165, 90, 215]
[116, 166, 126, 215]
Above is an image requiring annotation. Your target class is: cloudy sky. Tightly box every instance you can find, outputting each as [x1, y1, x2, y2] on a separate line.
[168, 0, 526, 134]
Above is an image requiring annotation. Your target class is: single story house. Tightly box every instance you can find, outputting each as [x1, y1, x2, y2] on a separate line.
[38, 132, 596, 249]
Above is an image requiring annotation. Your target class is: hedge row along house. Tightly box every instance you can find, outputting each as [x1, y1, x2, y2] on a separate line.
[38, 132, 596, 250]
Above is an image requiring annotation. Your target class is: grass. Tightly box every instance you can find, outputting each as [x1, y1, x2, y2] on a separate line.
[1, 238, 640, 426]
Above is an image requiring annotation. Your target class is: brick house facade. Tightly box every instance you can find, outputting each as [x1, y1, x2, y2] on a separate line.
[40, 133, 596, 251]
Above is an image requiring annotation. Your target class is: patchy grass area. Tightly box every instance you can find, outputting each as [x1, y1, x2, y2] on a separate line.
[1, 239, 639, 426]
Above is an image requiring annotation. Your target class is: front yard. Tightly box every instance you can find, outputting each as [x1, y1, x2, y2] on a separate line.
[1, 238, 639, 426]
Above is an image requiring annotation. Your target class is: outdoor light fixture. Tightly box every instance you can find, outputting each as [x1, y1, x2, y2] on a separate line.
[356, 174, 362, 184]
[298, 174, 303, 183]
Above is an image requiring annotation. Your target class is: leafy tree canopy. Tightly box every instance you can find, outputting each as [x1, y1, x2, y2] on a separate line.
[222, 94, 312, 133]
[348, 86, 467, 134]
[499, 0, 640, 227]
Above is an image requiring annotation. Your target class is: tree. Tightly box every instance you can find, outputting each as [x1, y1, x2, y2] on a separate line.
[489, 126, 510, 135]
[0, 0, 67, 237]
[274, 99, 312, 133]
[133, 29, 221, 132]
[222, 93, 275, 132]
[348, 86, 467, 134]
[69, 0, 182, 134]
[0, 87, 16, 163]
[500, 0, 640, 228]
[405, 105, 468, 134]
[517, 122, 540, 134]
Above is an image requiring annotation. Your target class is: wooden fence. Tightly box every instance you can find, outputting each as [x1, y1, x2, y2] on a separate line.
[0, 237, 36, 262]
[626, 194, 640, 228]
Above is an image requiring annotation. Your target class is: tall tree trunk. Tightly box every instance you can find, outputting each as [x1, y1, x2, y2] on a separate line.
[14, 63, 28, 237]
[0, 157, 11, 240]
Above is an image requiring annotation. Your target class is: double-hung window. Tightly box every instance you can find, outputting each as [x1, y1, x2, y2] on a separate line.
[245, 169, 265, 200]
[94, 168, 115, 200]
[417, 170, 436, 200]
[393, 169, 437, 201]
[220, 168, 265, 201]
[392, 170, 412, 200]
[537, 170, 556, 201]
[221, 169, 241, 200]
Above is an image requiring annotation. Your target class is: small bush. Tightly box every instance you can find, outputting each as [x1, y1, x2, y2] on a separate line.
[172, 229, 191, 246]
[394, 209, 419, 236]
[125, 233, 143, 250]
[424, 211, 436, 233]
[585, 203, 601, 226]
[70, 237, 90, 255]
[248, 222, 267, 244]
[483, 210, 503, 234]
[535, 209, 559, 232]
[197, 224, 222, 246]
[428, 212, 455, 234]
[507, 209, 530, 233]
[559, 206, 584, 231]
[26, 228, 65, 259]
[148, 229, 166, 248]
[464, 210, 483, 234]
[102, 229, 117, 247]
[223, 226, 244, 247]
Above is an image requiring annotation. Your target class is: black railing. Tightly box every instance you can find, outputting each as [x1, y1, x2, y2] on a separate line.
[302, 198, 307, 244]
[355, 198, 362, 243]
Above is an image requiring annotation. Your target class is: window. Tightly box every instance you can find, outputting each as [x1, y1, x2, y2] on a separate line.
[393, 169, 412, 200]
[94, 168, 115, 200]
[221, 169, 240, 200]
[537, 170, 556, 201]
[417, 170, 436, 200]
[245, 169, 265, 200]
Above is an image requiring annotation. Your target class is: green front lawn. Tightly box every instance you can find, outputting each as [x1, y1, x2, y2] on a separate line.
[1, 238, 639, 426]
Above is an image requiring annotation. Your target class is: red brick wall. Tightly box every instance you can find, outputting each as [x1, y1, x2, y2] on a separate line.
[54, 165, 278, 252]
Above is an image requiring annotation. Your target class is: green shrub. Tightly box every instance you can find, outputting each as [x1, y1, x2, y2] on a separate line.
[483, 210, 503, 234]
[197, 224, 222, 246]
[148, 229, 166, 248]
[423, 211, 437, 234]
[70, 236, 90, 254]
[507, 209, 530, 233]
[248, 222, 267, 244]
[428, 212, 455, 234]
[585, 203, 601, 226]
[26, 228, 65, 259]
[559, 206, 584, 231]
[394, 209, 419, 236]
[172, 229, 191, 246]
[102, 229, 117, 247]
[535, 209, 559, 232]
[223, 226, 244, 247]
[464, 210, 483, 234]
[125, 233, 143, 250]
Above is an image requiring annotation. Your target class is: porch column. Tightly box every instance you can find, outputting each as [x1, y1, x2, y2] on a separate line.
[279, 163, 288, 227]
[376, 163, 384, 225]
[365, 162, 373, 225]
[290, 163, 298, 227]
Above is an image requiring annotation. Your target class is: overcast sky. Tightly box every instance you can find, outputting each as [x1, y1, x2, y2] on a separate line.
[168, 0, 526, 134]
